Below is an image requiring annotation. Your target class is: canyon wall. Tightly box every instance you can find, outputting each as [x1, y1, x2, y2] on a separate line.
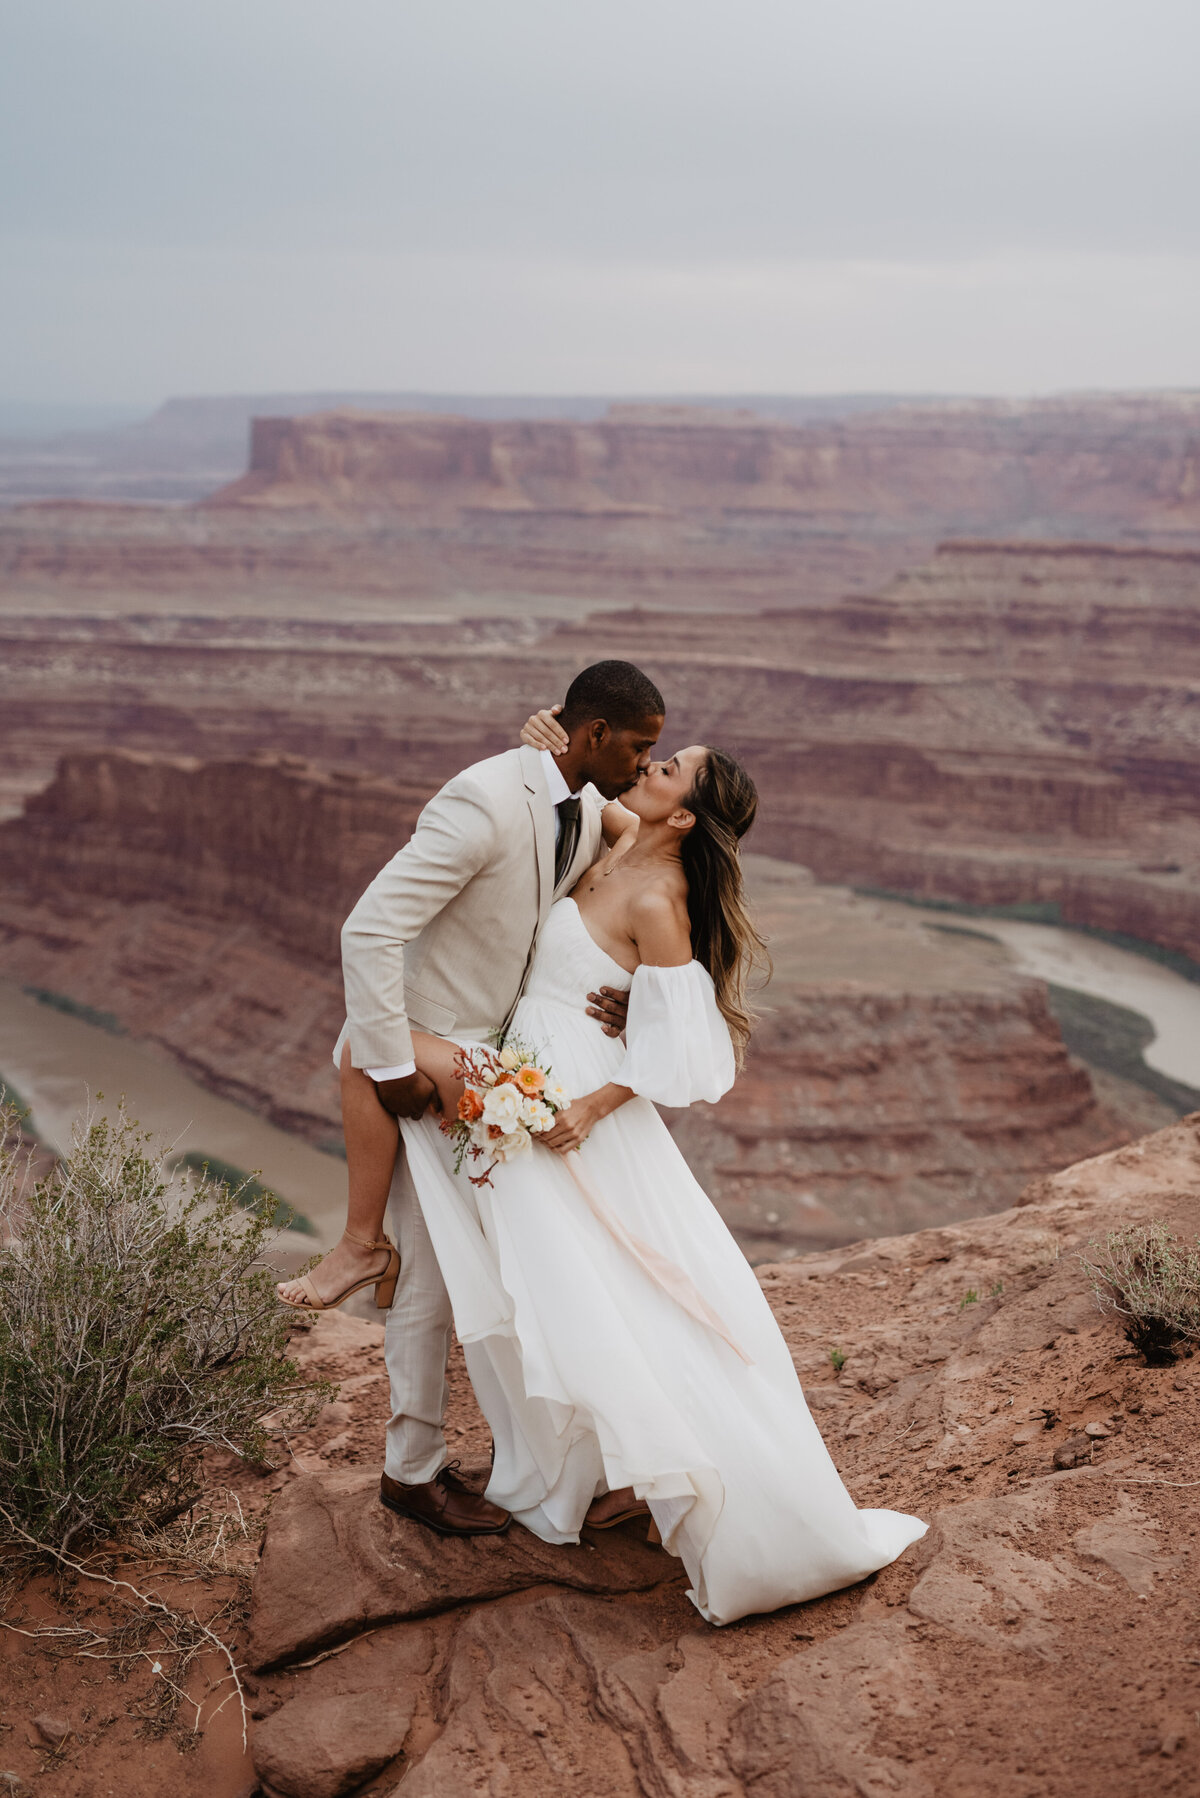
[2, 540, 1197, 965]
[218, 397, 1200, 532]
[0, 389, 919, 505]
[0, 752, 1126, 1252]
[4, 395, 1200, 614]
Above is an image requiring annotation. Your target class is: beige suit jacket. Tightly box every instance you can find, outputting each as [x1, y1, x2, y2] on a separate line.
[336, 746, 605, 1069]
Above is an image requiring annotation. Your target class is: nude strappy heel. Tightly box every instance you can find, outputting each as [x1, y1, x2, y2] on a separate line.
[280, 1228, 401, 1312]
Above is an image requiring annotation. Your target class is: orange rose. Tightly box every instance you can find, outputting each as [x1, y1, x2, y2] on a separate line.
[516, 1065, 545, 1095]
[458, 1089, 484, 1123]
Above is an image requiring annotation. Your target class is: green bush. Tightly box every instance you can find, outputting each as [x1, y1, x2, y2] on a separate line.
[1080, 1222, 1200, 1366]
[0, 1103, 330, 1553]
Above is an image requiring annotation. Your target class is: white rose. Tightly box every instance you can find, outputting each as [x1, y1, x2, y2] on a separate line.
[482, 1084, 522, 1130]
[498, 1045, 522, 1071]
[546, 1083, 571, 1111]
[494, 1128, 531, 1160]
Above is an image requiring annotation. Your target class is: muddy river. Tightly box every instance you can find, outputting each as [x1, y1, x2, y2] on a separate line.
[0, 978, 346, 1250]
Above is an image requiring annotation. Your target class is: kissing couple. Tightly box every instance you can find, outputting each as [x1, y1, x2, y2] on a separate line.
[279, 660, 925, 1625]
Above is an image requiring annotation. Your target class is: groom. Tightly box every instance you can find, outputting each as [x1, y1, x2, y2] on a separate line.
[336, 660, 666, 1534]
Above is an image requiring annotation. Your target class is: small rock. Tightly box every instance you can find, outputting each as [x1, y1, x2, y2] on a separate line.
[1137, 1736, 1162, 1756]
[33, 1714, 70, 1747]
[1053, 1434, 1092, 1470]
[1161, 1732, 1184, 1756]
[254, 1689, 415, 1798]
[1011, 1424, 1045, 1447]
[318, 1400, 352, 1428]
[1084, 1421, 1111, 1439]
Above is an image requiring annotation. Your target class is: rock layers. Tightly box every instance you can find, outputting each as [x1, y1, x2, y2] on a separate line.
[669, 859, 1122, 1257]
[3, 418, 1197, 1245]
[217, 396, 1200, 534]
[2, 537, 1197, 966]
[0, 753, 1126, 1251]
[5, 393, 1200, 615]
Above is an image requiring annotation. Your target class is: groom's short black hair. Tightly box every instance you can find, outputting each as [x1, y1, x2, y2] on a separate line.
[559, 661, 665, 732]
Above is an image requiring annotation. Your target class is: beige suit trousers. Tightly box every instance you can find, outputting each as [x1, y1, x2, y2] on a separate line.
[382, 1129, 455, 1484]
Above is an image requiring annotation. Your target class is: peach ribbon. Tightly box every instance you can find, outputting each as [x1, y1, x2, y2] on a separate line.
[561, 1153, 753, 1366]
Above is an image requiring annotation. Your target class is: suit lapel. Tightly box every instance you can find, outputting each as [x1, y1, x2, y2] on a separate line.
[519, 744, 556, 928]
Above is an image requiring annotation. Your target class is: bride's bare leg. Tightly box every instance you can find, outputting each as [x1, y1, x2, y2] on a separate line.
[410, 1030, 465, 1116]
[277, 1036, 462, 1307]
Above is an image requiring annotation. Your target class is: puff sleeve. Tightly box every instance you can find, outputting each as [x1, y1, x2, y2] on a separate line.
[616, 961, 736, 1107]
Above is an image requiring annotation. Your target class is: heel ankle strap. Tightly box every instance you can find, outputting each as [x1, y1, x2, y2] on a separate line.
[344, 1227, 389, 1249]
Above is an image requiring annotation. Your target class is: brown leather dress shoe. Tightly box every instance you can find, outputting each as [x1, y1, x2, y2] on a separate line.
[584, 1486, 649, 1529]
[379, 1463, 511, 1536]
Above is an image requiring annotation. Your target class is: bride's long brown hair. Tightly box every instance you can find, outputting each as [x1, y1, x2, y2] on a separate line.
[680, 748, 770, 1064]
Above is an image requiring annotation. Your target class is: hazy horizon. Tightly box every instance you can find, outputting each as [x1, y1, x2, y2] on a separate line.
[4, 1, 1199, 405]
[13, 382, 1200, 446]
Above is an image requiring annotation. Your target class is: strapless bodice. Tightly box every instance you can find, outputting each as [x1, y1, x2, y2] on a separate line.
[511, 900, 631, 1091]
[523, 898, 632, 1012]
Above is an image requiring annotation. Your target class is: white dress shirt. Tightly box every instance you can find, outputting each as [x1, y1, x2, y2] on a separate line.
[365, 749, 580, 1083]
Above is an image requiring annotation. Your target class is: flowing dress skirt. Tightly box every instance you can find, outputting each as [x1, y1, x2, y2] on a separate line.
[399, 901, 925, 1624]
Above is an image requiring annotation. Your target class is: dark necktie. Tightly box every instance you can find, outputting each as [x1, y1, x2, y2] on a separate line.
[554, 796, 582, 887]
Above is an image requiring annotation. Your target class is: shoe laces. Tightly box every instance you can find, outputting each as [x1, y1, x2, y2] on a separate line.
[436, 1459, 473, 1494]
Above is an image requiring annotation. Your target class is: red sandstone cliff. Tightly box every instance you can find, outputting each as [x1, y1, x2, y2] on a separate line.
[3, 541, 1197, 965]
[0, 751, 1127, 1250]
[212, 400, 1200, 532]
[5, 396, 1200, 616]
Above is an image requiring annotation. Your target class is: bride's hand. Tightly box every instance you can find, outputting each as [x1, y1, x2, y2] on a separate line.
[540, 1082, 632, 1153]
[520, 705, 570, 755]
[540, 1091, 605, 1153]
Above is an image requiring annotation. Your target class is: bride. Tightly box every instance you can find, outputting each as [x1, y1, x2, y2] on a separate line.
[384, 721, 925, 1626]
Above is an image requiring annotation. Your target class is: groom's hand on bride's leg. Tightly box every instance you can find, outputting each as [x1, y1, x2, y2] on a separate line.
[587, 986, 629, 1038]
[374, 1070, 440, 1120]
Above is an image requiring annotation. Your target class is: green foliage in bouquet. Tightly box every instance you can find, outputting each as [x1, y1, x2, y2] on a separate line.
[0, 1101, 330, 1554]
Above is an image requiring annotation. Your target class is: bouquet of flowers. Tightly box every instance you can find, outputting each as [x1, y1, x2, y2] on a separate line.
[439, 1036, 571, 1188]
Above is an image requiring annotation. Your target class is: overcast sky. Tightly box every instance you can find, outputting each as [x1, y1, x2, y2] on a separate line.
[3, 0, 1199, 404]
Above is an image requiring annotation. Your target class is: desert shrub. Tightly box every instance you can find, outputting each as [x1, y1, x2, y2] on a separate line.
[0, 1101, 330, 1554]
[173, 1149, 316, 1236]
[0, 1079, 33, 1125]
[1080, 1221, 1200, 1366]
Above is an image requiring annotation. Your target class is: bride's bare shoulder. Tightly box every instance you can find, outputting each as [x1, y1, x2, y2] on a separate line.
[626, 874, 691, 967]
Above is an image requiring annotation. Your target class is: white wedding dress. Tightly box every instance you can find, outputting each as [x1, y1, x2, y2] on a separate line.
[400, 897, 926, 1625]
